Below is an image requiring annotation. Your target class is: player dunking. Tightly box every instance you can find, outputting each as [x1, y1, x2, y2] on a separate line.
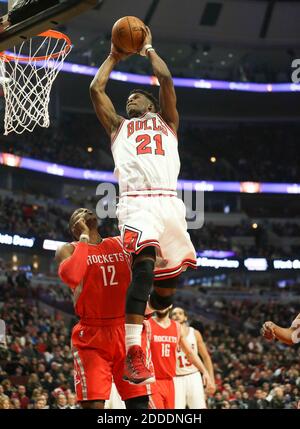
[90, 26, 197, 385]
[145, 308, 213, 409]
[56, 208, 155, 409]
[171, 307, 215, 408]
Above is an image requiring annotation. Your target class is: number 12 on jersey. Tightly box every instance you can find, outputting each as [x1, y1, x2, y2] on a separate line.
[100, 265, 118, 286]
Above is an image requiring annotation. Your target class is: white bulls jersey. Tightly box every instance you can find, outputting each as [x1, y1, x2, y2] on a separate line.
[174, 326, 206, 409]
[176, 327, 199, 376]
[111, 112, 180, 195]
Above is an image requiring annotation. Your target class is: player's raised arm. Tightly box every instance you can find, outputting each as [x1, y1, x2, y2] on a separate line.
[141, 26, 179, 133]
[261, 315, 300, 346]
[89, 44, 127, 137]
[55, 218, 90, 288]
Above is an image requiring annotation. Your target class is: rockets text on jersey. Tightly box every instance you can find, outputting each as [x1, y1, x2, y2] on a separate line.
[71, 236, 131, 321]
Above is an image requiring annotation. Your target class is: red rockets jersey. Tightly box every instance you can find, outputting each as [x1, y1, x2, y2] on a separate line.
[146, 317, 181, 380]
[71, 236, 131, 322]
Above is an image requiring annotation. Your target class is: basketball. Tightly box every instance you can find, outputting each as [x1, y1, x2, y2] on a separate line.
[112, 16, 146, 53]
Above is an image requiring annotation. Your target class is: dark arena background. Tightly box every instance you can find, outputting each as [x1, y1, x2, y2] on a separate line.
[0, 0, 300, 418]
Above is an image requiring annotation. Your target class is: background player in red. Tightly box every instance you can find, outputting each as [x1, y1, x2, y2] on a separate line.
[90, 25, 197, 385]
[261, 313, 300, 345]
[145, 308, 214, 409]
[56, 208, 154, 409]
[171, 307, 215, 408]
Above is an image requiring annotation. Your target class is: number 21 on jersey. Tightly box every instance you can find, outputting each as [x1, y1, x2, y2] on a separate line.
[136, 134, 165, 156]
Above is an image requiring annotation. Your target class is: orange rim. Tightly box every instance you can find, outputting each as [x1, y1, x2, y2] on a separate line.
[0, 30, 72, 62]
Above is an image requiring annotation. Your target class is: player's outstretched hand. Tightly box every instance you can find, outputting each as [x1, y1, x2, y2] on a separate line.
[72, 218, 90, 239]
[110, 42, 132, 62]
[143, 26, 152, 46]
[139, 26, 153, 56]
[261, 321, 276, 341]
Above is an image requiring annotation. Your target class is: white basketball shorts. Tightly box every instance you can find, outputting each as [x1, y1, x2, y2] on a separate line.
[174, 371, 206, 409]
[116, 192, 197, 280]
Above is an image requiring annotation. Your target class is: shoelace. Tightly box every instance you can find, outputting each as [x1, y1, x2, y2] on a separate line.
[127, 348, 149, 375]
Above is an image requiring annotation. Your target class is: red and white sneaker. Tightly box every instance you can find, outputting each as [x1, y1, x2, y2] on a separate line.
[123, 345, 155, 385]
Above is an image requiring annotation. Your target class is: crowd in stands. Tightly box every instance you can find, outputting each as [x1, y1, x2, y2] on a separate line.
[1, 194, 300, 259]
[189, 221, 300, 258]
[1, 115, 299, 183]
[0, 195, 119, 241]
[208, 302, 300, 409]
[178, 296, 300, 409]
[0, 113, 113, 171]
[0, 265, 300, 409]
[178, 122, 300, 183]
[0, 272, 78, 409]
[207, 324, 300, 410]
[0, 196, 69, 240]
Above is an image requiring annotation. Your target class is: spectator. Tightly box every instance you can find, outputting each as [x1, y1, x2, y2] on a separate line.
[269, 387, 285, 409]
[10, 398, 21, 409]
[26, 374, 41, 397]
[53, 393, 69, 409]
[34, 395, 49, 409]
[249, 389, 269, 409]
[0, 385, 9, 402]
[0, 397, 11, 409]
[67, 393, 79, 409]
[11, 385, 30, 409]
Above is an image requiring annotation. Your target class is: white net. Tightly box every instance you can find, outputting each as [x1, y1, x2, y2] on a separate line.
[0, 30, 72, 135]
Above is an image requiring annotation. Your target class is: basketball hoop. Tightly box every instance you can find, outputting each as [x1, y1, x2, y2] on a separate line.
[0, 29, 72, 135]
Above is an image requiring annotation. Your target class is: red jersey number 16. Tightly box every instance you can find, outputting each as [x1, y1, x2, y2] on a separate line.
[161, 343, 170, 357]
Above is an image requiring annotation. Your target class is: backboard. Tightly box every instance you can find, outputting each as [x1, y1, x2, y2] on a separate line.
[0, 0, 98, 52]
[0, 0, 99, 135]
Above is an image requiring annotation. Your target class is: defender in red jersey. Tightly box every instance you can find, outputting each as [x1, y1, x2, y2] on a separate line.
[145, 308, 214, 409]
[56, 208, 155, 409]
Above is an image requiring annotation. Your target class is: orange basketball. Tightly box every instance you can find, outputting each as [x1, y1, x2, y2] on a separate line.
[112, 16, 146, 54]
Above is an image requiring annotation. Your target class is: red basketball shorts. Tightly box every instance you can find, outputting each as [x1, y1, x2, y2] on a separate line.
[150, 378, 175, 409]
[72, 320, 155, 402]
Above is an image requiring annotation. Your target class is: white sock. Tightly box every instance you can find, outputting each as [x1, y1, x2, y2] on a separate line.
[125, 324, 143, 352]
